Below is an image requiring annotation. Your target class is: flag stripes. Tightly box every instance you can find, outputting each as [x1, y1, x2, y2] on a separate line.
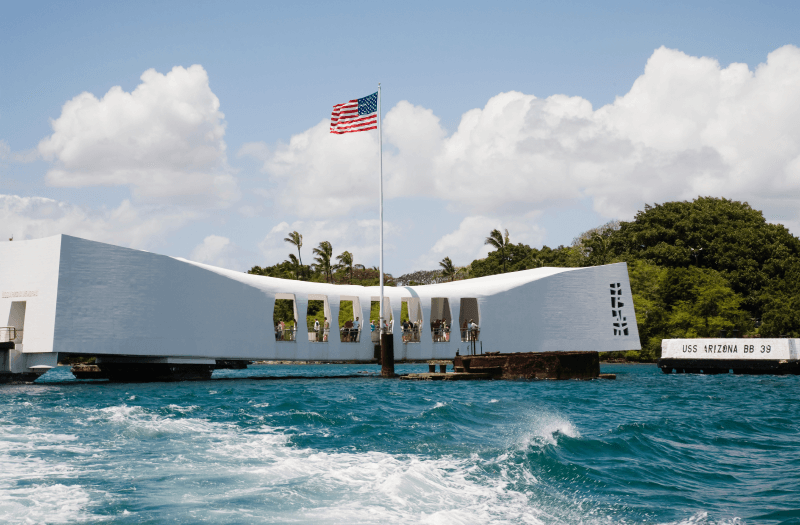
[330, 93, 378, 134]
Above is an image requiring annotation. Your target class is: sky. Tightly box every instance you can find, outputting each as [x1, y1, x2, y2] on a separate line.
[2, 0, 800, 276]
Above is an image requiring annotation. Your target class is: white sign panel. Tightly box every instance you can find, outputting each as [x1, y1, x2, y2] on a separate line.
[662, 339, 798, 360]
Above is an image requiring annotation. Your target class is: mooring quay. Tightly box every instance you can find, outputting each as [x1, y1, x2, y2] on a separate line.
[1, 235, 641, 384]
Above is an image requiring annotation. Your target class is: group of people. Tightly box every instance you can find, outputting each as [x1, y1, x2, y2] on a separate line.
[370, 318, 392, 341]
[340, 317, 360, 342]
[431, 319, 450, 342]
[401, 320, 422, 342]
[276, 316, 478, 343]
[274, 320, 296, 341]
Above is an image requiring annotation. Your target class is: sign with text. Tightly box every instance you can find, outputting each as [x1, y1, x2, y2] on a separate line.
[2, 290, 38, 298]
[662, 339, 798, 360]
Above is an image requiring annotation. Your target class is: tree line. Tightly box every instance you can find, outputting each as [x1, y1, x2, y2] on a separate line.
[248, 231, 394, 287]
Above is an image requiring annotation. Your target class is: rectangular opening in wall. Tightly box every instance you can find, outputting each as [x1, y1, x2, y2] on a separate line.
[459, 298, 480, 342]
[7, 301, 26, 344]
[370, 298, 393, 341]
[338, 296, 362, 343]
[273, 294, 297, 342]
[307, 294, 331, 342]
[430, 298, 452, 343]
[401, 297, 423, 343]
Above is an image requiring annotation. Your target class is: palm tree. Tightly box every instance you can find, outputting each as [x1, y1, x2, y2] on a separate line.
[439, 256, 456, 281]
[284, 231, 303, 276]
[485, 228, 510, 273]
[336, 251, 354, 282]
[313, 241, 333, 283]
[285, 253, 301, 279]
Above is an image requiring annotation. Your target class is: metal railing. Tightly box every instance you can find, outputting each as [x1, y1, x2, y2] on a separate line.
[0, 327, 19, 343]
[460, 328, 480, 342]
[308, 327, 331, 342]
[433, 327, 451, 342]
[402, 326, 422, 343]
[340, 327, 361, 343]
[275, 326, 297, 342]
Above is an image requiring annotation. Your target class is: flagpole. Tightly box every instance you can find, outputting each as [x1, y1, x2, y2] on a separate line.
[378, 83, 384, 336]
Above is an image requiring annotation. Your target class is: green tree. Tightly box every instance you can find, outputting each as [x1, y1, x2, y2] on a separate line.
[439, 256, 456, 281]
[313, 241, 334, 283]
[285, 254, 301, 279]
[248, 261, 296, 279]
[484, 228, 510, 273]
[284, 231, 304, 277]
[306, 299, 325, 330]
[335, 250, 354, 282]
[663, 267, 748, 338]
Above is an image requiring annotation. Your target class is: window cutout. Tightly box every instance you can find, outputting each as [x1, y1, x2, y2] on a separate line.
[6, 301, 26, 344]
[370, 298, 393, 341]
[273, 294, 297, 342]
[307, 295, 331, 342]
[610, 283, 629, 336]
[430, 297, 452, 343]
[459, 298, 480, 342]
[339, 296, 362, 343]
[401, 297, 423, 343]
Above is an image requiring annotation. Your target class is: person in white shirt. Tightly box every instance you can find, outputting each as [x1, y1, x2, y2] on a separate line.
[469, 319, 479, 340]
[353, 317, 360, 332]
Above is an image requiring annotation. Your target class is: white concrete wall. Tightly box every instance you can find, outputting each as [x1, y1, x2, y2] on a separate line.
[0, 236, 62, 355]
[1, 235, 641, 363]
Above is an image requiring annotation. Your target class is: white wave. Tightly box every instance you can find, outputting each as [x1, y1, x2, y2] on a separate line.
[166, 404, 200, 413]
[210, 435, 547, 524]
[512, 411, 581, 449]
[0, 424, 105, 523]
[666, 512, 744, 525]
[0, 402, 594, 524]
[0, 482, 94, 524]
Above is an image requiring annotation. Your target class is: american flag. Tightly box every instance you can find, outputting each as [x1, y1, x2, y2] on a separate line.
[330, 92, 378, 134]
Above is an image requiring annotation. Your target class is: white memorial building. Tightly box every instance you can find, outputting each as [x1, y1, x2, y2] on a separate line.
[1, 235, 640, 380]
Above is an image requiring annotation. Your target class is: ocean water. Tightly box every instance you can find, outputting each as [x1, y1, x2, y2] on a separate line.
[1, 364, 799, 524]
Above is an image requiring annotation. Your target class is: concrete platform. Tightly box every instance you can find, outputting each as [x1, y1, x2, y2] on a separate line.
[454, 351, 600, 380]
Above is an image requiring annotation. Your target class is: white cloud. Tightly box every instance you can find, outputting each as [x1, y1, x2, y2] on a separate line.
[0, 194, 195, 248]
[414, 215, 546, 270]
[258, 219, 400, 269]
[188, 235, 243, 270]
[249, 45, 800, 228]
[251, 121, 379, 217]
[0, 140, 38, 163]
[38, 65, 239, 208]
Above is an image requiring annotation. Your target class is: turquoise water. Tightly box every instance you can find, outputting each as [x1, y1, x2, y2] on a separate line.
[1, 363, 799, 524]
